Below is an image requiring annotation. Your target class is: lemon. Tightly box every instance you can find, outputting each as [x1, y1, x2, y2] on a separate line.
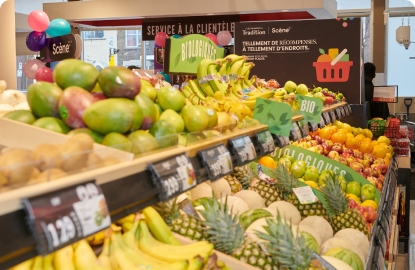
[361, 199, 378, 210]
[346, 193, 361, 204]
[305, 180, 319, 188]
[377, 135, 391, 145]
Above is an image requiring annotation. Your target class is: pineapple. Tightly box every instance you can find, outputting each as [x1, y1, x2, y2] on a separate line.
[320, 177, 369, 236]
[271, 165, 329, 220]
[153, 198, 209, 241]
[223, 175, 243, 195]
[199, 196, 278, 270]
[248, 164, 283, 207]
[231, 165, 252, 189]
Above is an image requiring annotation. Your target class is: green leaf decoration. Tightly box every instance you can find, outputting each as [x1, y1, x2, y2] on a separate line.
[319, 48, 325, 55]
[279, 112, 288, 122]
[280, 119, 290, 126]
[313, 106, 321, 116]
[174, 53, 181, 67]
[188, 57, 197, 63]
[255, 104, 264, 114]
[269, 126, 281, 133]
[263, 100, 272, 104]
[267, 112, 276, 121]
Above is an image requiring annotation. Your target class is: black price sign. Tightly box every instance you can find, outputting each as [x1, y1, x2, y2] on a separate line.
[329, 110, 336, 122]
[254, 130, 275, 156]
[273, 135, 290, 148]
[335, 108, 342, 119]
[339, 106, 346, 118]
[319, 115, 326, 128]
[198, 144, 233, 181]
[309, 122, 319, 133]
[149, 154, 197, 202]
[289, 122, 302, 141]
[322, 112, 331, 125]
[346, 104, 352, 115]
[228, 135, 257, 166]
[23, 182, 111, 255]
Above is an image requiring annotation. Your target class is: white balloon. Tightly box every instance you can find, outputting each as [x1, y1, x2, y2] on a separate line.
[73, 34, 83, 59]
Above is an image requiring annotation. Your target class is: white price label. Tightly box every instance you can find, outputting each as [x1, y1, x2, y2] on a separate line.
[292, 186, 318, 204]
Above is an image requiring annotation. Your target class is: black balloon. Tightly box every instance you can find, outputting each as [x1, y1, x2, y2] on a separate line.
[26, 31, 46, 52]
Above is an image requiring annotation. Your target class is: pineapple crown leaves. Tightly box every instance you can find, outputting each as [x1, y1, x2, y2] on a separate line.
[255, 211, 313, 270]
[198, 195, 245, 255]
[152, 197, 181, 225]
[268, 164, 299, 195]
[319, 176, 348, 214]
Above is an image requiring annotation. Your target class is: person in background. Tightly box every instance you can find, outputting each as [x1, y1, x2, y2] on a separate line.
[364, 62, 390, 119]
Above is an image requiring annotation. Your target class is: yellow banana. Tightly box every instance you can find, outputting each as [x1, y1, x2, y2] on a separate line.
[43, 254, 55, 270]
[10, 258, 33, 270]
[187, 80, 206, 101]
[109, 233, 149, 270]
[74, 239, 107, 270]
[142, 207, 181, 245]
[197, 59, 218, 97]
[225, 54, 247, 66]
[137, 221, 213, 263]
[97, 235, 112, 270]
[186, 257, 204, 270]
[207, 64, 228, 95]
[31, 256, 43, 270]
[228, 59, 245, 79]
[53, 245, 75, 270]
[183, 86, 201, 105]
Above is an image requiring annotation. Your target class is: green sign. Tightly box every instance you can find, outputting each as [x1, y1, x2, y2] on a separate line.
[253, 98, 293, 137]
[295, 95, 323, 123]
[164, 34, 224, 74]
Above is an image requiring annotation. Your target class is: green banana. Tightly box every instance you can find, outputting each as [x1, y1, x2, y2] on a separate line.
[182, 86, 201, 105]
[197, 59, 218, 97]
[142, 206, 181, 245]
[187, 79, 206, 101]
[228, 59, 246, 85]
[207, 64, 228, 95]
[137, 221, 213, 263]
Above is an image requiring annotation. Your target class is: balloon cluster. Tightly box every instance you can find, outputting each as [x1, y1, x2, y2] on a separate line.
[24, 10, 82, 82]
[154, 30, 232, 47]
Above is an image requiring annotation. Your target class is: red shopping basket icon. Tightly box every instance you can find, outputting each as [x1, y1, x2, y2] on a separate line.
[313, 61, 353, 82]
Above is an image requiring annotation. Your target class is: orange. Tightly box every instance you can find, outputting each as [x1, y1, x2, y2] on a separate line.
[355, 134, 366, 143]
[371, 141, 380, 147]
[385, 145, 394, 154]
[377, 136, 391, 145]
[343, 123, 353, 133]
[372, 145, 387, 159]
[359, 141, 374, 154]
[384, 157, 390, 166]
[345, 137, 359, 149]
[331, 126, 339, 133]
[258, 156, 277, 169]
[362, 137, 372, 143]
[317, 54, 332, 62]
[363, 129, 373, 139]
[346, 133, 354, 139]
[361, 200, 378, 210]
[331, 132, 347, 144]
[338, 128, 348, 135]
[319, 127, 335, 140]
[385, 152, 392, 159]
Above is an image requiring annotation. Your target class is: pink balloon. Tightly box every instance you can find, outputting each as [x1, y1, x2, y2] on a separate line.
[35, 67, 54, 83]
[217, 31, 232, 46]
[28, 10, 50, 32]
[23, 59, 45, 79]
[205, 33, 218, 45]
[155, 32, 169, 47]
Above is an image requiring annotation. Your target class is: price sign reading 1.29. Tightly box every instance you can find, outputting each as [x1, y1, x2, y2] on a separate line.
[296, 95, 323, 123]
[23, 182, 111, 255]
[149, 154, 197, 201]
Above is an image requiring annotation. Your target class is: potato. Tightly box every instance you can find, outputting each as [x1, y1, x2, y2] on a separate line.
[0, 148, 35, 186]
[32, 144, 61, 171]
[58, 141, 90, 172]
[86, 153, 105, 170]
[35, 168, 67, 183]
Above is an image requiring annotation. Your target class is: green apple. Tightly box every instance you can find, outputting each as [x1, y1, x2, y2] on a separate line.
[296, 83, 309, 96]
[281, 155, 294, 164]
[157, 86, 186, 112]
[284, 80, 297, 93]
[278, 158, 292, 169]
[303, 166, 319, 182]
[159, 109, 185, 133]
[336, 175, 347, 192]
[346, 181, 361, 197]
[290, 163, 306, 178]
[317, 170, 334, 186]
[292, 160, 307, 169]
[361, 184, 376, 201]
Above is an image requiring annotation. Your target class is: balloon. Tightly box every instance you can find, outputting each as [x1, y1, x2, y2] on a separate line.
[73, 34, 82, 59]
[35, 67, 54, 83]
[158, 72, 171, 83]
[172, 34, 181, 39]
[23, 59, 45, 79]
[217, 31, 232, 46]
[155, 32, 169, 47]
[50, 61, 59, 71]
[28, 10, 50, 32]
[46, 18, 71, 38]
[205, 33, 218, 45]
[26, 31, 46, 52]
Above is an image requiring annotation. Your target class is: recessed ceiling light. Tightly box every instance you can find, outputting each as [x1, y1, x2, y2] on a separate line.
[207, 13, 215, 15]
[281, 9, 289, 12]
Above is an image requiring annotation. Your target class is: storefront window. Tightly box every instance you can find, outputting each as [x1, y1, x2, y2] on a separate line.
[125, 30, 141, 48]
[83, 31, 104, 39]
[389, 0, 415, 8]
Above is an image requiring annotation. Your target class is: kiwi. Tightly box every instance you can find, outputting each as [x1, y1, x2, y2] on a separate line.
[68, 133, 94, 151]
[0, 148, 35, 186]
[30, 167, 41, 180]
[0, 173, 7, 186]
[35, 168, 68, 183]
[32, 144, 61, 171]
[58, 141, 90, 172]
[86, 153, 105, 170]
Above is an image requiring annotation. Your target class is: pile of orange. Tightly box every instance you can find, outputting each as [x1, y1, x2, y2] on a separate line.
[258, 156, 276, 169]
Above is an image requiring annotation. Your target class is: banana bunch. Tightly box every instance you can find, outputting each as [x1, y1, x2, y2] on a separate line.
[182, 79, 207, 106]
[10, 207, 228, 270]
[196, 59, 229, 97]
[273, 92, 301, 111]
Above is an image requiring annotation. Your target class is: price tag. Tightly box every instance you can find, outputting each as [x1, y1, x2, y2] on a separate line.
[297, 120, 309, 138]
[273, 135, 290, 148]
[254, 130, 275, 156]
[335, 108, 342, 119]
[340, 106, 346, 117]
[319, 115, 326, 128]
[346, 104, 352, 115]
[292, 186, 319, 204]
[322, 112, 331, 125]
[289, 122, 302, 141]
[329, 110, 336, 123]
[309, 122, 319, 133]
[23, 182, 111, 255]
[228, 135, 257, 166]
[198, 144, 233, 181]
[149, 154, 197, 202]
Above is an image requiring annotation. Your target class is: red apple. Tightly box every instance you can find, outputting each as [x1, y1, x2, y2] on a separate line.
[314, 135, 323, 144]
[362, 206, 378, 223]
[349, 161, 364, 173]
[370, 164, 383, 176]
[352, 149, 363, 159]
[322, 143, 332, 155]
[380, 164, 388, 175]
[361, 159, 371, 168]
[346, 156, 356, 165]
[325, 140, 334, 147]
[304, 135, 312, 141]
[373, 158, 385, 165]
[315, 145, 323, 154]
[343, 147, 354, 155]
[332, 143, 343, 154]
[363, 153, 374, 164]
[378, 174, 385, 183]
[334, 156, 348, 165]
[363, 167, 372, 176]
[328, 151, 340, 159]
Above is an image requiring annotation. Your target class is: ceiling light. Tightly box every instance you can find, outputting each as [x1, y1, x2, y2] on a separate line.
[281, 9, 289, 12]
[207, 13, 215, 15]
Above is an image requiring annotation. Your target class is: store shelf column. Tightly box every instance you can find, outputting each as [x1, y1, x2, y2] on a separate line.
[397, 154, 411, 254]
[0, 0, 17, 89]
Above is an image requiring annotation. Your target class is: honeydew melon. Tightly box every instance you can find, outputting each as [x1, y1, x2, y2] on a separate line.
[267, 201, 301, 225]
[189, 183, 213, 201]
[334, 228, 370, 259]
[219, 196, 249, 215]
[299, 216, 333, 244]
[320, 237, 365, 265]
[233, 190, 265, 210]
[206, 178, 231, 198]
[239, 209, 272, 230]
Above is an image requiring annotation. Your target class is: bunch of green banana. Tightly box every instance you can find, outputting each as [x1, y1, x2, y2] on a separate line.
[196, 59, 228, 97]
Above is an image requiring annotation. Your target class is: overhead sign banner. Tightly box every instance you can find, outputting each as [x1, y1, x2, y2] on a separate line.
[234, 19, 362, 104]
[373, 86, 398, 103]
[142, 15, 239, 41]
[164, 34, 224, 74]
[40, 34, 76, 63]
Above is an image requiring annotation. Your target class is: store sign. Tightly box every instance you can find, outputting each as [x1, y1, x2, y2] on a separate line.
[40, 34, 76, 63]
[23, 181, 111, 255]
[198, 144, 233, 181]
[253, 130, 275, 156]
[296, 95, 323, 123]
[253, 98, 293, 137]
[228, 135, 257, 166]
[373, 86, 398, 103]
[142, 15, 239, 40]
[164, 34, 224, 74]
[234, 19, 362, 104]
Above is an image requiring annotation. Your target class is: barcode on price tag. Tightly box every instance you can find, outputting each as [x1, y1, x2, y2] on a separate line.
[229, 136, 257, 166]
[149, 154, 196, 202]
[198, 144, 233, 181]
[23, 182, 111, 255]
[254, 130, 275, 156]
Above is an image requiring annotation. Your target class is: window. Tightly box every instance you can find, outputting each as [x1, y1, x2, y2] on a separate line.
[125, 30, 141, 48]
[83, 31, 104, 39]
